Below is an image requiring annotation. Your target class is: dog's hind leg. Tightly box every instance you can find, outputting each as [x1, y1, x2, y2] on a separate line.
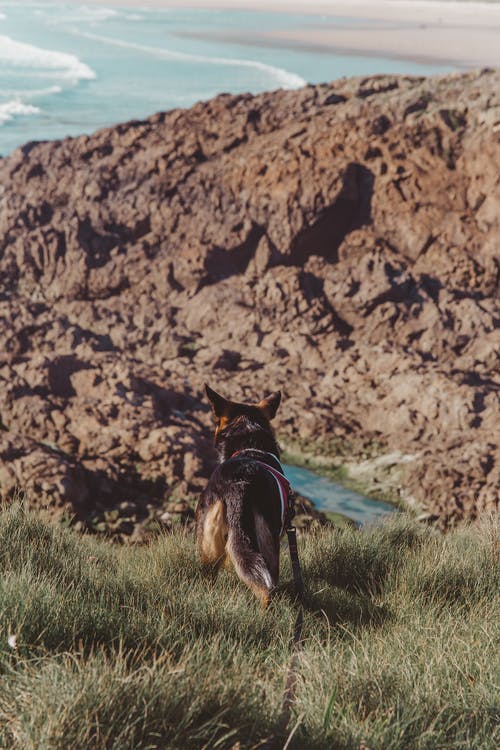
[198, 500, 228, 575]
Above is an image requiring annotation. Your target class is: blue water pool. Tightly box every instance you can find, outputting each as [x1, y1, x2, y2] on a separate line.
[283, 464, 396, 526]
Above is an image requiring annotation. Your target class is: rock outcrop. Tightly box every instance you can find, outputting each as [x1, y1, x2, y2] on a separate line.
[0, 69, 498, 532]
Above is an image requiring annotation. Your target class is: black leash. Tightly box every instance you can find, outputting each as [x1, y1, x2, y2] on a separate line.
[286, 523, 304, 602]
[280, 521, 305, 725]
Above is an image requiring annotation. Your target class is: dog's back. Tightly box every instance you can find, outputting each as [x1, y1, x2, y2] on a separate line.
[196, 386, 286, 607]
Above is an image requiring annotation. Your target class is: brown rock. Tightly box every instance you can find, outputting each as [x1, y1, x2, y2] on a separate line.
[0, 69, 498, 529]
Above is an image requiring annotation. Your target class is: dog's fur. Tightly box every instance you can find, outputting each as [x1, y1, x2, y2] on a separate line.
[195, 384, 284, 607]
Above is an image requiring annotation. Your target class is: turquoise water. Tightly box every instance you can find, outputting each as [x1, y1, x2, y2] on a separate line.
[283, 464, 395, 526]
[0, 1, 455, 156]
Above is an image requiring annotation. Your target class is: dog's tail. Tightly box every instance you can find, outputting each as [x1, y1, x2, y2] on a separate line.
[226, 509, 276, 608]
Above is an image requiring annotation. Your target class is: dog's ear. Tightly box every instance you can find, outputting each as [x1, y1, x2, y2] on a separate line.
[205, 383, 232, 419]
[257, 391, 281, 421]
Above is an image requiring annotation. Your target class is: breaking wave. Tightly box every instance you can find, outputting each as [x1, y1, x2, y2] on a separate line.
[0, 99, 40, 126]
[73, 30, 306, 90]
[0, 34, 96, 83]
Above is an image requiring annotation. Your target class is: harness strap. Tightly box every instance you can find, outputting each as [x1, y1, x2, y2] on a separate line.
[230, 448, 280, 465]
[230, 449, 291, 535]
[257, 462, 290, 536]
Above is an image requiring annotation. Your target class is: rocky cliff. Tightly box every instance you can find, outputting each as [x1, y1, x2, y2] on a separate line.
[0, 69, 498, 534]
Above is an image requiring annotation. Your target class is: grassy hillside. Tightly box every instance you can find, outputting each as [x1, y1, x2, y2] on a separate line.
[0, 505, 498, 749]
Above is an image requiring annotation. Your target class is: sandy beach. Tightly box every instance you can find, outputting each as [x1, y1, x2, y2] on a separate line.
[74, 0, 500, 68]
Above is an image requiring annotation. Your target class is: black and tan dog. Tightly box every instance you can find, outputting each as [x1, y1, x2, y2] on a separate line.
[196, 385, 291, 607]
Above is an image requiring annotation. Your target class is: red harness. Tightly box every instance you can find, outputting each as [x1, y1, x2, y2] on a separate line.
[230, 450, 291, 535]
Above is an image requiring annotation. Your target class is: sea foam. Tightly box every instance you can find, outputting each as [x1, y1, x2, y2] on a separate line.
[0, 85, 62, 98]
[49, 6, 119, 25]
[0, 99, 40, 126]
[0, 34, 96, 83]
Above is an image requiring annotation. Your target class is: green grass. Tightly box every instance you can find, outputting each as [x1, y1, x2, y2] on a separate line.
[0, 505, 498, 749]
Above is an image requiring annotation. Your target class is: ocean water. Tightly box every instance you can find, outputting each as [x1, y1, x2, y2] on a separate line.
[0, 1, 455, 156]
[0, 2, 443, 523]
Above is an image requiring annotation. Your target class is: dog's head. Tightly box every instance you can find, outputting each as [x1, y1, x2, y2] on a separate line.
[204, 384, 281, 458]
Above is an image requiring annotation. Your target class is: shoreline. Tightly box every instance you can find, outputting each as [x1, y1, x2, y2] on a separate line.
[176, 28, 466, 70]
[62, 0, 500, 69]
